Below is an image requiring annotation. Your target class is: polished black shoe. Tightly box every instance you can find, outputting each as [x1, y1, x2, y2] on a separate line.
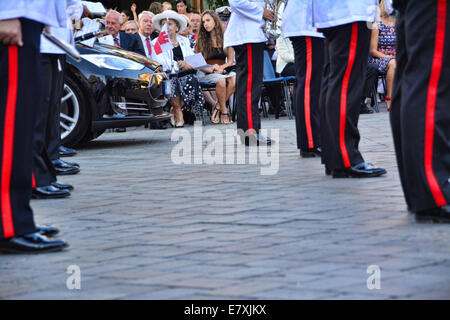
[36, 225, 59, 237]
[360, 103, 374, 114]
[241, 133, 273, 146]
[52, 159, 80, 175]
[0, 233, 68, 254]
[332, 162, 387, 178]
[53, 159, 80, 168]
[414, 206, 450, 224]
[32, 185, 71, 199]
[300, 147, 322, 158]
[51, 181, 74, 191]
[59, 145, 77, 157]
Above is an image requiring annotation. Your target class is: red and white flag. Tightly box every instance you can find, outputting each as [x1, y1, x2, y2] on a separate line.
[154, 23, 173, 55]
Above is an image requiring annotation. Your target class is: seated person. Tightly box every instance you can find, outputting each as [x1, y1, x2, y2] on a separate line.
[368, 0, 396, 111]
[179, 14, 196, 48]
[276, 36, 295, 77]
[195, 10, 236, 124]
[103, 10, 145, 56]
[120, 9, 132, 31]
[152, 10, 205, 127]
[123, 20, 138, 34]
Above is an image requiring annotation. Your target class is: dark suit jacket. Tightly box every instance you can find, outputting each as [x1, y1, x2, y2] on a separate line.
[118, 31, 145, 56]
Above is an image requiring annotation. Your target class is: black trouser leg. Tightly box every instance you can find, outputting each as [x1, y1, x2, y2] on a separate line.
[265, 82, 282, 118]
[0, 19, 41, 239]
[291, 36, 324, 151]
[47, 55, 65, 161]
[320, 22, 369, 171]
[391, 0, 449, 212]
[33, 54, 60, 187]
[389, 6, 411, 210]
[234, 42, 264, 135]
[319, 37, 331, 169]
[363, 63, 379, 101]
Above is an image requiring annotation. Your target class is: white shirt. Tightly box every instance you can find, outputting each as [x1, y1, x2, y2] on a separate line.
[139, 32, 155, 59]
[282, 0, 323, 39]
[312, 0, 378, 29]
[224, 0, 266, 48]
[152, 35, 194, 73]
[41, 0, 83, 55]
[0, 0, 68, 28]
[276, 36, 294, 74]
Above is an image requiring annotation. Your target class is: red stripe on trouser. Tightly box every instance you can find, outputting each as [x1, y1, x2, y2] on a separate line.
[304, 37, 314, 149]
[1, 46, 18, 238]
[424, 0, 447, 207]
[246, 44, 254, 135]
[32, 173, 36, 189]
[339, 23, 358, 168]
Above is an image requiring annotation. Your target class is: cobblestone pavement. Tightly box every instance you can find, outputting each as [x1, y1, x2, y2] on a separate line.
[1, 110, 449, 300]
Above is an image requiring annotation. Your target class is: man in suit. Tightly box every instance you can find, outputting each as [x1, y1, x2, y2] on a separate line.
[105, 10, 145, 56]
[135, 11, 156, 59]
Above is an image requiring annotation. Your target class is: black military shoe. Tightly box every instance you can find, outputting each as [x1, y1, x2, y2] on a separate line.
[0, 233, 68, 254]
[414, 206, 450, 223]
[36, 225, 59, 237]
[32, 185, 71, 199]
[52, 159, 80, 175]
[51, 181, 74, 191]
[300, 147, 322, 158]
[332, 162, 387, 178]
[241, 133, 273, 146]
[360, 103, 374, 114]
[59, 146, 77, 157]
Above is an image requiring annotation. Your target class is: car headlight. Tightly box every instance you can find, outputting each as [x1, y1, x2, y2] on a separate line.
[81, 54, 145, 71]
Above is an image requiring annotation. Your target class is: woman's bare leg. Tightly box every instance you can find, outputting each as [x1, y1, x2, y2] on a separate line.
[170, 96, 184, 124]
[385, 59, 396, 111]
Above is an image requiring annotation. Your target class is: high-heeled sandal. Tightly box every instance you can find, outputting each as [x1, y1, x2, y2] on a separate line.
[386, 96, 392, 111]
[220, 112, 233, 124]
[211, 103, 221, 124]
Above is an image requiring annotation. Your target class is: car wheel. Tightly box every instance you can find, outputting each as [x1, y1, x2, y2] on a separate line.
[60, 76, 90, 147]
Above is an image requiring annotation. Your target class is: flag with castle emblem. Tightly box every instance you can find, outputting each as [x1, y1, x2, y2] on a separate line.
[154, 23, 173, 55]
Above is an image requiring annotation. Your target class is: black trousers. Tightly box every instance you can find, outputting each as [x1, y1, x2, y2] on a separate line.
[391, 0, 450, 212]
[363, 62, 379, 101]
[291, 36, 324, 151]
[33, 54, 65, 187]
[320, 22, 370, 171]
[48, 56, 65, 161]
[0, 19, 41, 239]
[234, 42, 264, 135]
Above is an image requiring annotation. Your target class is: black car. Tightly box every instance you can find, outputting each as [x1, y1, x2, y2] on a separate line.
[61, 42, 171, 147]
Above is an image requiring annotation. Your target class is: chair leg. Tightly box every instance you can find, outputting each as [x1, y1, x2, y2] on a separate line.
[372, 85, 380, 113]
[283, 81, 294, 120]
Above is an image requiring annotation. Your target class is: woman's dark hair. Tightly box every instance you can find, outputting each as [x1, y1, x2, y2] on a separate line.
[176, 0, 189, 12]
[195, 10, 224, 60]
[121, 9, 131, 19]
